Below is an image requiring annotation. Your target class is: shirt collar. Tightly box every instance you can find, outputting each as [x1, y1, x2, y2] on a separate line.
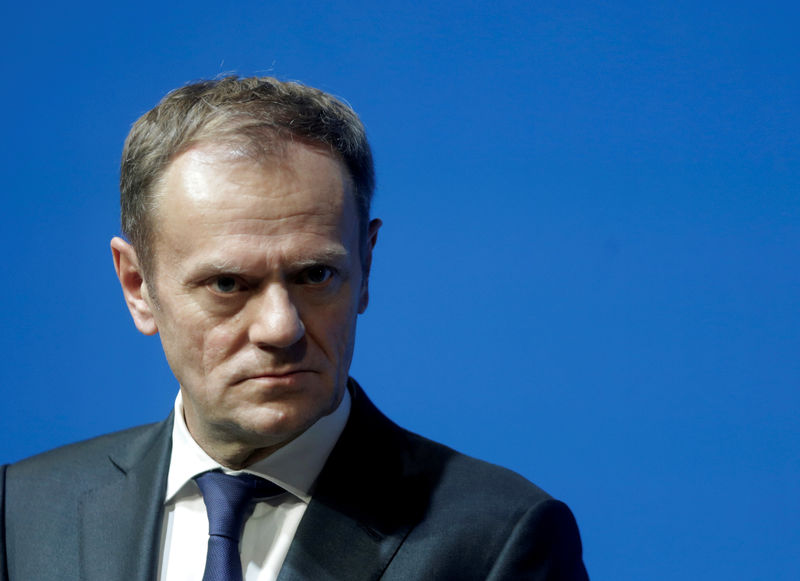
[165, 387, 351, 504]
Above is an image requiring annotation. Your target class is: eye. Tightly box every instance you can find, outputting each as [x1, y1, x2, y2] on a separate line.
[299, 265, 334, 285]
[209, 276, 245, 294]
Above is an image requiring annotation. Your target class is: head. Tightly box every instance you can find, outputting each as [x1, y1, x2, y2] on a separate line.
[112, 78, 380, 468]
[119, 76, 375, 283]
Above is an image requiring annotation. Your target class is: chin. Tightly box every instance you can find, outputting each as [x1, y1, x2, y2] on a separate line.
[236, 405, 325, 444]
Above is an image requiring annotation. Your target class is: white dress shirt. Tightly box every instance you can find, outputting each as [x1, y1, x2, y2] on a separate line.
[157, 389, 351, 581]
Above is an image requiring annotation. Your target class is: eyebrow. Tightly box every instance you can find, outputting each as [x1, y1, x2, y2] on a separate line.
[290, 248, 350, 268]
[193, 247, 351, 277]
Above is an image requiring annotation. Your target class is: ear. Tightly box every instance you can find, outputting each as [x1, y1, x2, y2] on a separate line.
[358, 218, 382, 314]
[110, 236, 159, 335]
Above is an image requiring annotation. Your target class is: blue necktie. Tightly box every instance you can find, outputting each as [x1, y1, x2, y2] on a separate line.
[194, 470, 284, 581]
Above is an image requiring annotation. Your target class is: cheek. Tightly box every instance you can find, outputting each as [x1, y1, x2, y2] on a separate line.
[200, 324, 245, 369]
[321, 305, 360, 366]
[156, 310, 236, 382]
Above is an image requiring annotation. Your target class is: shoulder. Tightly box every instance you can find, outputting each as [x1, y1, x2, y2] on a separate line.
[397, 438, 587, 579]
[4, 418, 171, 489]
[411, 429, 549, 492]
[346, 382, 551, 503]
[339, 383, 588, 578]
[397, 426, 562, 524]
[340, 381, 562, 524]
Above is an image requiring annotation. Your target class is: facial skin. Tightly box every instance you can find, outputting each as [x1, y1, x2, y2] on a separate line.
[111, 141, 380, 469]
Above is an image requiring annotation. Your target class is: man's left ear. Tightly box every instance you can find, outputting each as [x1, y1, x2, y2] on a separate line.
[358, 218, 382, 314]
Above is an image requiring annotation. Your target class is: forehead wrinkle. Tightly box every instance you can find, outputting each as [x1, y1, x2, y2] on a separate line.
[179, 183, 347, 232]
[192, 244, 351, 274]
[225, 208, 343, 228]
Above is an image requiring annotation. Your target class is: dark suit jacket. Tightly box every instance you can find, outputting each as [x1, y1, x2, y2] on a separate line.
[0, 382, 588, 580]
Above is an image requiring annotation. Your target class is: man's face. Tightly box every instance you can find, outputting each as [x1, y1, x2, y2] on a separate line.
[112, 141, 378, 467]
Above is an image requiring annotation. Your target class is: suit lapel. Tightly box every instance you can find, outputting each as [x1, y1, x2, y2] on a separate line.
[276, 498, 410, 581]
[78, 416, 172, 581]
[278, 382, 421, 581]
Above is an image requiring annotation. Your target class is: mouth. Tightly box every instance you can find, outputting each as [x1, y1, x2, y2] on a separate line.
[235, 369, 315, 384]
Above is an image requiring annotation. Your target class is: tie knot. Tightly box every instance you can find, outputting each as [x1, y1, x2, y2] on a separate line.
[195, 471, 284, 540]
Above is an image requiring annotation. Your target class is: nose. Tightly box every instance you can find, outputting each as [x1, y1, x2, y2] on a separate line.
[247, 284, 305, 349]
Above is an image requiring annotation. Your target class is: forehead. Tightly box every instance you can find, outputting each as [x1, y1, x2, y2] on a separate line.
[161, 140, 351, 208]
[149, 141, 359, 266]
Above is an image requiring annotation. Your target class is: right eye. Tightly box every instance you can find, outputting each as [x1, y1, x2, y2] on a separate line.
[209, 276, 245, 294]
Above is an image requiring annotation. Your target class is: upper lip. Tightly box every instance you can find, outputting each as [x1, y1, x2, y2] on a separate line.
[243, 369, 312, 379]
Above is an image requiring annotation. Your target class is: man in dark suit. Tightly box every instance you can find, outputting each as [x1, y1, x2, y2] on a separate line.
[0, 77, 589, 580]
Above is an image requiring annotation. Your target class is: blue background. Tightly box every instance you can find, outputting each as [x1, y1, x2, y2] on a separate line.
[2, 2, 798, 579]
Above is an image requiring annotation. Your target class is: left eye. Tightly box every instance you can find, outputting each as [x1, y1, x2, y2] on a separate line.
[300, 266, 333, 285]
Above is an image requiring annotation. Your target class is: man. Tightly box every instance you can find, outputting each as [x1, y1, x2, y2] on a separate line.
[0, 77, 589, 580]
